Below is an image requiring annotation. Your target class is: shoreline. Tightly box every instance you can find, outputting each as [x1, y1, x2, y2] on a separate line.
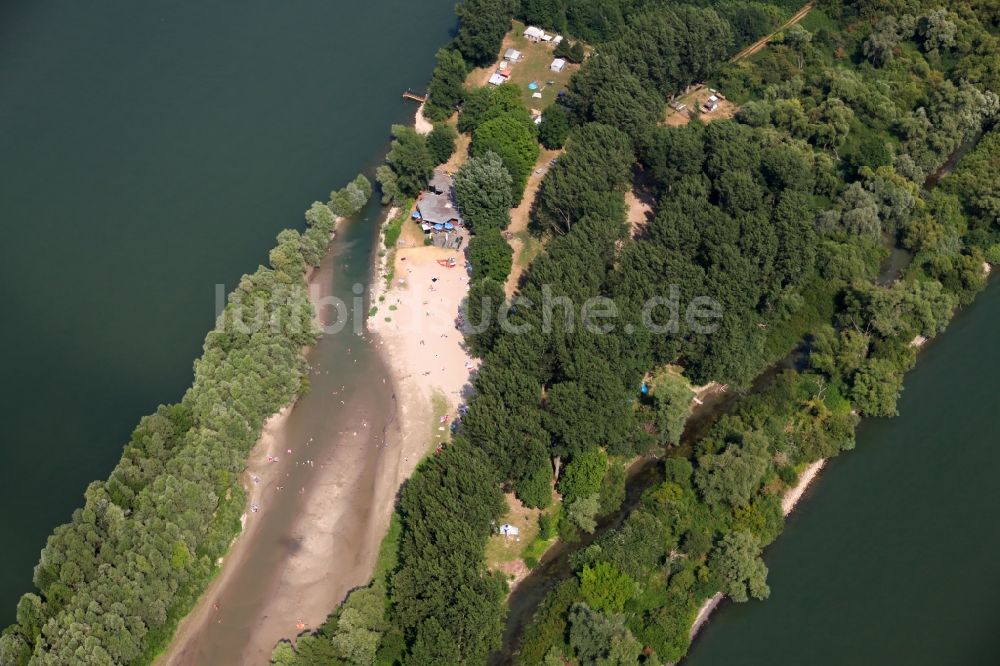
[155, 222, 348, 665]
[682, 270, 998, 652]
[162, 94, 476, 662]
[687, 459, 827, 644]
[158, 212, 421, 664]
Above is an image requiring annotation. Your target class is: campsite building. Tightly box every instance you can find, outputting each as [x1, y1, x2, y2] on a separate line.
[429, 168, 452, 195]
[524, 26, 545, 43]
[416, 193, 462, 229]
[499, 523, 520, 538]
[504, 48, 523, 62]
[415, 169, 463, 231]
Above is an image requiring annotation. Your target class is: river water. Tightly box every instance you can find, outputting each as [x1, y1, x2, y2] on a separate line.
[685, 279, 1000, 665]
[0, 0, 455, 625]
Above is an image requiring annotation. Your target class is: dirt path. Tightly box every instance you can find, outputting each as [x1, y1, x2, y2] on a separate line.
[504, 148, 562, 295]
[729, 3, 814, 63]
[625, 188, 654, 238]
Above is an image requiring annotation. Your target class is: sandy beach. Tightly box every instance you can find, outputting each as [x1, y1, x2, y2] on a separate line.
[157, 198, 479, 665]
[157, 220, 416, 664]
[369, 239, 478, 435]
[688, 458, 828, 642]
[413, 102, 434, 135]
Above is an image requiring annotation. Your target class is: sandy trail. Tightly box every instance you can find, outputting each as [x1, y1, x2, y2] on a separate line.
[729, 3, 814, 63]
[504, 148, 562, 295]
[625, 188, 654, 238]
[688, 458, 827, 642]
[414, 103, 433, 135]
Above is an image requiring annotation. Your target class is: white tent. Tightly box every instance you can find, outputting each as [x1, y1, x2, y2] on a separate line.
[524, 26, 545, 42]
[488, 72, 506, 86]
[500, 523, 520, 537]
[550, 58, 567, 73]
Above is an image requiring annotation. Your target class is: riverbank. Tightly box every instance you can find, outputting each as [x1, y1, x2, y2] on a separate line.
[157, 206, 407, 664]
[688, 458, 827, 644]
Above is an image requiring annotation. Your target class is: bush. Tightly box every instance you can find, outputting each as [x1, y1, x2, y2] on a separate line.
[428, 123, 458, 165]
[538, 105, 570, 149]
[471, 112, 540, 196]
[383, 201, 413, 249]
[468, 228, 514, 283]
[578, 562, 636, 613]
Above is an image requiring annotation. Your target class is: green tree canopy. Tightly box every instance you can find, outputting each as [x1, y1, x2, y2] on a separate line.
[578, 563, 636, 613]
[471, 112, 540, 195]
[426, 48, 468, 120]
[454, 151, 515, 230]
[427, 123, 458, 165]
[711, 530, 770, 602]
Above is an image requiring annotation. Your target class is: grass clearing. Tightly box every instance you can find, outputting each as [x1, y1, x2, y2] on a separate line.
[664, 86, 739, 127]
[467, 20, 580, 111]
[429, 390, 451, 452]
[485, 493, 544, 570]
[514, 230, 544, 268]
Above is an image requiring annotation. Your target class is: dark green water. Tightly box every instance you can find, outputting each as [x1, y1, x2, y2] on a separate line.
[0, 0, 455, 624]
[685, 278, 1000, 666]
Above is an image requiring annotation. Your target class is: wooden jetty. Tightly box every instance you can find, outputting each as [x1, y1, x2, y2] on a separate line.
[402, 90, 428, 103]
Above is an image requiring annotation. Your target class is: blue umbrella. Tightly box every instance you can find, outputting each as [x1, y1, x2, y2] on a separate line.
[444, 222, 454, 230]
[434, 224, 444, 231]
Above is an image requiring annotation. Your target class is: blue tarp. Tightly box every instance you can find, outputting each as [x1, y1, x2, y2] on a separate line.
[641, 383, 649, 395]
[412, 211, 421, 219]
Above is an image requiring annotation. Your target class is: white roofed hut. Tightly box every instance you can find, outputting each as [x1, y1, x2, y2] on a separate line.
[524, 26, 545, 43]
[550, 58, 567, 73]
[504, 48, 523, 62]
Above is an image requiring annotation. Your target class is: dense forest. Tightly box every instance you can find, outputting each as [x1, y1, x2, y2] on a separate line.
[5, 0, 997, 662]
[277, 0, 997, 664]
[0, 176, 372, 664]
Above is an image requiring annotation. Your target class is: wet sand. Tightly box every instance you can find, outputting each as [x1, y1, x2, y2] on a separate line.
[159, 217, 407, 665]
[160, 200, 477, 664]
